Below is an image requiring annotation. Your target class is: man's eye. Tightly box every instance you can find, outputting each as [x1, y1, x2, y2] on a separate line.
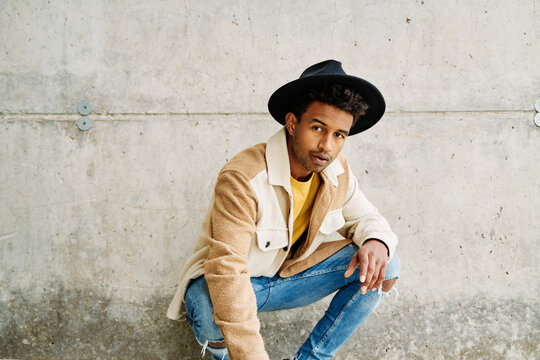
[313, 126, 322, 131]
[335, 133, 345, 139]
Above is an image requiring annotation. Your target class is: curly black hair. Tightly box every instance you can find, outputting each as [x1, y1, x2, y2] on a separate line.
[289, 83, 369, 126]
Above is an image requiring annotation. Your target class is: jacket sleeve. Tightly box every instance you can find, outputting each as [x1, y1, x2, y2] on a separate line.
[203, 169, 269, 360]
[341, 167, 398, 259]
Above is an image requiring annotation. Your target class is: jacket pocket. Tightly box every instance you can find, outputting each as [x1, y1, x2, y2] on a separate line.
[319, 209, 345, 234]
[255, 228, 289, 251]
[247, 228, 289, 276]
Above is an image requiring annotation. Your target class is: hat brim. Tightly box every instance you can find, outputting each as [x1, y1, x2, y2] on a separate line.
[268, 74, 385, 135]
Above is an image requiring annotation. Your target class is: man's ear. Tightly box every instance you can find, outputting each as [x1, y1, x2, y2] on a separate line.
[285, 112, 297, 136]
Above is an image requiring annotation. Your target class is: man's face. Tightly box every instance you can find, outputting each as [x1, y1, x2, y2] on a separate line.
[285, 101, 353, 181]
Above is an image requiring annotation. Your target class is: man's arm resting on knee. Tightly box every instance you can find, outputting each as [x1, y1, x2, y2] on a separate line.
[341, 169, 398, 292]
[204, 169, 269, 359]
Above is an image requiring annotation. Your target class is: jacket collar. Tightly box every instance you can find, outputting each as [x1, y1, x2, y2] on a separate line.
[266, 127, 345, 191]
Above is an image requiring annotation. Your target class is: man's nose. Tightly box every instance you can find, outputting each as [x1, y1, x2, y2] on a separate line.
[318, 134, 332, 153]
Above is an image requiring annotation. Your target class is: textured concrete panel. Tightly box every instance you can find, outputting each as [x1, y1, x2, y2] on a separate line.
[1, 111, 538, 358]
[0, 115, 280, 305]
[1, 0, 538, 114]
[1, 290, 538, 359]
[1, 0, 539, 357]
[345, 111, 539, 302]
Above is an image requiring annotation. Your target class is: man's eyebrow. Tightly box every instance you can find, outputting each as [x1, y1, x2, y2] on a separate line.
[312, 119, 350, 136]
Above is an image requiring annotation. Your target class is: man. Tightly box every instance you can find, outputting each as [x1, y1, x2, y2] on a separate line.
[167, 60, 400, 360]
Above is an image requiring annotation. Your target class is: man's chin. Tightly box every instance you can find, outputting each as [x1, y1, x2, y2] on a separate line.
[305, 163, 328, 174]
[299, 157, 332, 175]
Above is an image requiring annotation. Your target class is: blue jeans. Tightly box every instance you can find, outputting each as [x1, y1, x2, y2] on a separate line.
[185, 243, 401, 360]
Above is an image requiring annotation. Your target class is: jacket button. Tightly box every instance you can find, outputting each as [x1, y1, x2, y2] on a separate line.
[283, 246, 288, 251]
[265, 241, 270, 248]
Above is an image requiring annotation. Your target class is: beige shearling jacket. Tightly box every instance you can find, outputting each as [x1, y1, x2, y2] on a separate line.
[167, 127, 398, 359]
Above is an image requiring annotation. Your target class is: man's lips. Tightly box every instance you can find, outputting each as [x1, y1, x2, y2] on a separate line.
[311, 153, 331, 165]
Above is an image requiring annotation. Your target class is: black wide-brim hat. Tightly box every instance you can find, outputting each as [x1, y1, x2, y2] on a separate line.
[268, 60, 385, 135]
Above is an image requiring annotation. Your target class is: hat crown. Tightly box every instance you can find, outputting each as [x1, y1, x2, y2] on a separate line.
[268, 59, 385, 135]
[300, 60, 346, 78]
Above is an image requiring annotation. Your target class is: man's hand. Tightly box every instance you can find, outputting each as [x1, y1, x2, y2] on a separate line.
[344, 239, 389, 294]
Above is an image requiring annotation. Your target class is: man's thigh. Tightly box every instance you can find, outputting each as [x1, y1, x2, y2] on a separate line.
[185, 244, 356, 327]
[253, 243, 361, 312]
[187, 243, 400, 319]
[254, 243, 401, 312]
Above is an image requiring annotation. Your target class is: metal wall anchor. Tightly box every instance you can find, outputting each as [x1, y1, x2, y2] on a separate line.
[77, 100, 93, 131]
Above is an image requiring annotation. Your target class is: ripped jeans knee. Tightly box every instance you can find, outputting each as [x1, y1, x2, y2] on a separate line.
[382, 252, 401, 297]
[185, 276, 229, 359]
[196, 339, 228, 360]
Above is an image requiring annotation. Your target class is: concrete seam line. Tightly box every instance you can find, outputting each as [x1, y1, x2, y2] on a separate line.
[0, 110, 534, 122]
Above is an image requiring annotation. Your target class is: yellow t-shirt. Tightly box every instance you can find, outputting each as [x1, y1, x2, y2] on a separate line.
[290, 173, 321, 246]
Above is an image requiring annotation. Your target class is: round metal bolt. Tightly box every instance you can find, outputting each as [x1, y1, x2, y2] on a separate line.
[77, 100, 92, 116]
[535, 99, 540, 113]
[534, 113, 540, 127]
[77, 116, 92, 131]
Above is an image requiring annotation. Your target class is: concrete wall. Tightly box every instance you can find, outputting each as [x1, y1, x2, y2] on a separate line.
[1, 1, 538, 359]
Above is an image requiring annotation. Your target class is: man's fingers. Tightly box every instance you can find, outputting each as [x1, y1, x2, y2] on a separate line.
[371, 262, 387, 291]
[347, 245, 389, 294]
[362, 257, 376, 292]
[366, 259, 381, 290]
[356, 240, 390, 293]
[344, 255, 359, 278]
[368, 258, 386, 291]
[358, 250, 369, 283]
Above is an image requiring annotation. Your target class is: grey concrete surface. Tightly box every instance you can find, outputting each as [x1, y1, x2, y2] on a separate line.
[1, 0, 538, 114]
[1, 0, 539, 359]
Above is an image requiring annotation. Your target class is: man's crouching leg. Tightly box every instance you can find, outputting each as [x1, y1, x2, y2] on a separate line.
[296, 252, 401, 360]
[185, 276, 229, 360]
